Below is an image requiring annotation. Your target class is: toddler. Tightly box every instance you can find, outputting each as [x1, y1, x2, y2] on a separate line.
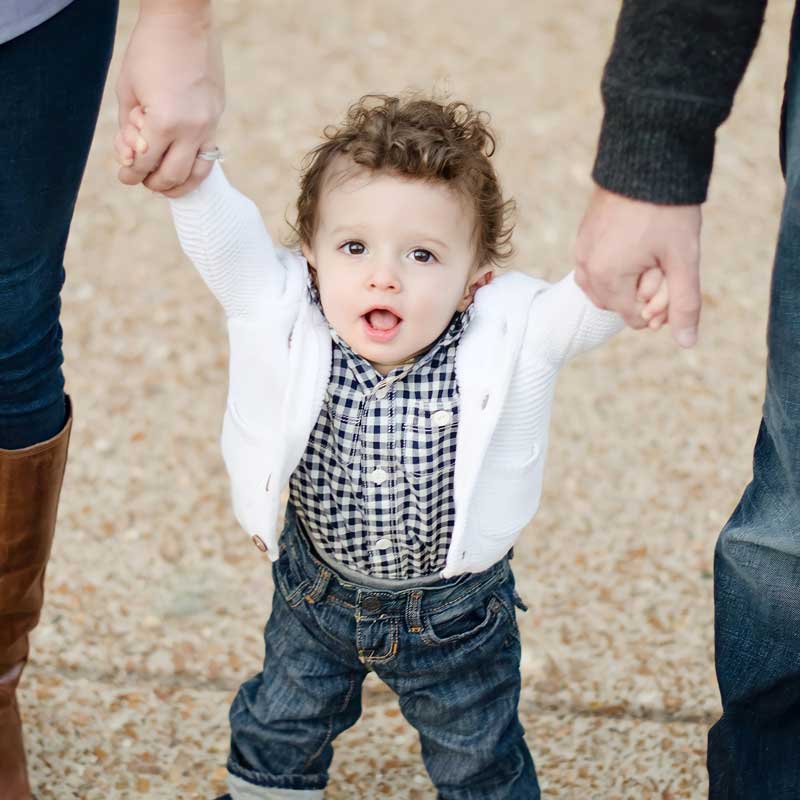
[117, 95, 668, 800]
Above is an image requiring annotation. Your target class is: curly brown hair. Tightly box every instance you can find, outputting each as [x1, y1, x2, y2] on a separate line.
[289, 94, 515, 269]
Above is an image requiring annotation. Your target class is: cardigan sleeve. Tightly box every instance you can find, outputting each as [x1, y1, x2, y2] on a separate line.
[168, 163, 289, 320]
[527, 271, 625, 366]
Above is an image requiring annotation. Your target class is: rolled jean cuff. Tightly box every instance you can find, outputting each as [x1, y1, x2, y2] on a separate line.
[228, 774, 324, 800]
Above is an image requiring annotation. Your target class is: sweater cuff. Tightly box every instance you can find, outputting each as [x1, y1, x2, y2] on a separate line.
[592, 82, 732, 205]
[168, 161, 229, 210]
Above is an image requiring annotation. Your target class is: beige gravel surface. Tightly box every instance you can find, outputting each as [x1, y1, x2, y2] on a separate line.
[18, 0, 794, 797]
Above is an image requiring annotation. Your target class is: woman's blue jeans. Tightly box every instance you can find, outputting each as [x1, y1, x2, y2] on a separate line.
[707, 5, 800, 797]
[0, 0, 118, 449]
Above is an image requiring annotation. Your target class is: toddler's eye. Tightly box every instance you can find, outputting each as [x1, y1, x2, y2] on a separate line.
[411, 248, 435, 263]
[342, 241, 366, 255]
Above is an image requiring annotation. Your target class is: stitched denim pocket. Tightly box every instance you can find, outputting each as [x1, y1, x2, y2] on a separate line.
[421, 592, 506, 647]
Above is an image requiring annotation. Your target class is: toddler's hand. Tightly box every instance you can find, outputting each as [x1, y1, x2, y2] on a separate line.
[637, 267, 669, 331]
[113, 105, 149, 171]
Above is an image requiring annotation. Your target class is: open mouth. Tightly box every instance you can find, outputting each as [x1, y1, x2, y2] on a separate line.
[362, 307, 403, 342]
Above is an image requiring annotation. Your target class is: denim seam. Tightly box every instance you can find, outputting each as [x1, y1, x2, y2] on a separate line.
[302, 671, 358, 773]
[357, 617, 399, 664]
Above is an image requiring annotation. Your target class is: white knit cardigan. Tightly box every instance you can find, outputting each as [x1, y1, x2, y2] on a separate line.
[169, 164, 624, 577]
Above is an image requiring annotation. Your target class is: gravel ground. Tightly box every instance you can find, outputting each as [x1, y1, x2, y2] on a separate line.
[19, 0, 794, 797]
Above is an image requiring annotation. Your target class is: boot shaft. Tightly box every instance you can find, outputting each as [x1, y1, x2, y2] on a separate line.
[0, 397, 72, 670]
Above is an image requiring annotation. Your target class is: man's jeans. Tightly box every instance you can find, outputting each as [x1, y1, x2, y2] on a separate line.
[707, 5, 800, 797]
[0, 0, 117, 448]
[226, 501, 537, 800]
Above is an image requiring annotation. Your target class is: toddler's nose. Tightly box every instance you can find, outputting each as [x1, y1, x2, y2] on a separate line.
[368, 264, 400, 292]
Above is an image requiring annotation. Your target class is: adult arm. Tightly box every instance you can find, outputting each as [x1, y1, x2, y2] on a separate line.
[576, 0, 767, 346]
[116, 0, 225, 195]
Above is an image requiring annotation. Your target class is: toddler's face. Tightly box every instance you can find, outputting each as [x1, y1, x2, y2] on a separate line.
[302, 161, 491, 375]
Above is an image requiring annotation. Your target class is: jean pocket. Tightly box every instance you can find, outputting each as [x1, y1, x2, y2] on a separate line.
[273, 548, 311, 609]
[422, 592, 506, 647]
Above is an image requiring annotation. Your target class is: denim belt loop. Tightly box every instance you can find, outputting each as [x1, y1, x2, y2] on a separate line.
[405, 589, 424, 634]
[304, 566, 332, 604]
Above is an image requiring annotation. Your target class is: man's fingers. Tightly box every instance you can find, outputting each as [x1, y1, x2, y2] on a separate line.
[663, 252, 702, 348]
[578, 261, 648, 329]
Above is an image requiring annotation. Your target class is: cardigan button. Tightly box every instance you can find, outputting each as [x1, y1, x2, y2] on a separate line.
[252, 535, 268, 553]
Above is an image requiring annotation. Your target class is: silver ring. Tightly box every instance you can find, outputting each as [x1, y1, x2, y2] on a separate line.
[197, 146, 224, 162]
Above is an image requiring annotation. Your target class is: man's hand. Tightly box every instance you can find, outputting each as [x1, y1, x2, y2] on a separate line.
[116, 4, 224, 195]
[575, 186, 702, 348]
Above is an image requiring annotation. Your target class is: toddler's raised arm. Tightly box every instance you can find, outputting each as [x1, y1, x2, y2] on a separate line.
[115, 106, 288, 320]
[167, 163, 289, 320]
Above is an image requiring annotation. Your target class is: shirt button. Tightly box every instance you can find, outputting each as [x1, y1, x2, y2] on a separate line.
[252, 535, 268, 553]
[481, 393, 490, 410]
[374, 537, 391, 549]
[531, 442, 540, 460]
[375, 386, 389, 400]
[431, 409, 453, 426]
[370, 467, 389, 484]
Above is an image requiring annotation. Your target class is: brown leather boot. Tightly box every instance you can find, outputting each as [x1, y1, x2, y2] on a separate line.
[0, 397, 72, 800]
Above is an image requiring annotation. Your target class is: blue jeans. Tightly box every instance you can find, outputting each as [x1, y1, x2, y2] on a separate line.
[0, 0, 117, 449]
[226, 501, 538, 800]
[707, 4, 800, 797]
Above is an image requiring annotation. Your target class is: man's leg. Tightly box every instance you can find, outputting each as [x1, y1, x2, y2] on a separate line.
[0, 2, 118, 797]
[707, 7, 800, 797]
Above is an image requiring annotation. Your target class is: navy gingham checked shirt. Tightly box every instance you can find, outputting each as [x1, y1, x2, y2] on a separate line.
[288, 279, 474, 578]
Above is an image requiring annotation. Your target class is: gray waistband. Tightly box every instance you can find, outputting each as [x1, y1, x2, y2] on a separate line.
[300, 523, 449, 590]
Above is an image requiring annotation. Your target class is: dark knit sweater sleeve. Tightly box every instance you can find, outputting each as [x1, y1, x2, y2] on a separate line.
[592, 0, 768, 205]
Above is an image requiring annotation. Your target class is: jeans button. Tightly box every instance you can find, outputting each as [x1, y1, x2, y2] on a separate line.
[362, 596, 382, 613]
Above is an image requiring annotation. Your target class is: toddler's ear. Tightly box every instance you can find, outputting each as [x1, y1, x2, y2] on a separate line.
[457, 267, 493, 312]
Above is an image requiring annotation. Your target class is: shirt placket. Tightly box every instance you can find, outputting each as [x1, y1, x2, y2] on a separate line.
[361, 362, 416, 576]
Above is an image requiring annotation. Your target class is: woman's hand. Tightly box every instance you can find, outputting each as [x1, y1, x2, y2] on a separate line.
[115, 2, 224, 195]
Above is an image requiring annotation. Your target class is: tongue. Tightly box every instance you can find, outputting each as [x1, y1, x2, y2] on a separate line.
[367, 309, 400, 330]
